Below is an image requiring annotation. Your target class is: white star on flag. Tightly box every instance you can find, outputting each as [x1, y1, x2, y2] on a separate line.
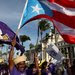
[31, 4, 42, 14]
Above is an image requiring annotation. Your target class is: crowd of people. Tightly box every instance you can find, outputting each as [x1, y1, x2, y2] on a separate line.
[0, 38, 75, 75]
[0, 53, 75, 75]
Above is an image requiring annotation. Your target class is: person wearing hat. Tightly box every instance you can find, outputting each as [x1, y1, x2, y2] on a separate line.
[9, 38, 28, 75]
[9, 38, 40, 75]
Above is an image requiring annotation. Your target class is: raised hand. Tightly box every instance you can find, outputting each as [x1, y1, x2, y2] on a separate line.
[11, 36, 16, 47]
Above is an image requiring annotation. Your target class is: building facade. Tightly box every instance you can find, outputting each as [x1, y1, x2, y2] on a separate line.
[55, 41, 75, 66]
[42, 33, 75, 66]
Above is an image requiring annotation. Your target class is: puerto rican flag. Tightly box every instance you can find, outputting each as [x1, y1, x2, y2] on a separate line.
[20, 0, 75, 44]
[47, 0, 75, 44]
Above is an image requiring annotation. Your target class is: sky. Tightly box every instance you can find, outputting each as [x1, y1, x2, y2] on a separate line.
[0, 0, 50, 52]
[0, 0, 26, 30]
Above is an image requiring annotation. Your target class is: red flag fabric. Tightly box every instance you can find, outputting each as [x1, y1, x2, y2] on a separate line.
[20, 0, 75, 44]
[47, 0, 75, 44]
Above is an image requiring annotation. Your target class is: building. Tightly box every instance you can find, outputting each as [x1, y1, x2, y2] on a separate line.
[42, 32, 75, 66]
[55, 41, 75, 66]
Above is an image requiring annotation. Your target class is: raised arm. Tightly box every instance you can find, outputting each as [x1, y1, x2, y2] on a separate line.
[8, 37, 16, 71]
[9, 46, 14, 71]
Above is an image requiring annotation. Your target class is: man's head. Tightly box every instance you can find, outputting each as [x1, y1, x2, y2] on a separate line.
[16, 61, 26, 72]
[41, 61, 48, 69]
[14, 54, 26, 72]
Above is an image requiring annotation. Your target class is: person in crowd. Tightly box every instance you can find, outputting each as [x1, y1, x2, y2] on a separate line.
[41, 61, 52, 75]
[62, 60, 68, 75]
[70, 59, 75, 75]
[56, 61, 68, 75]
[0, 63, 9, 75]
[28, 63, 39, 75]
[9, 38, 40, 75]
[9, 50, 28, 75]
[2, 63, 9, 75]
[48, 62, 56, 75]
[56, 63, 64, 75]
[0, 58, 9, 75]
[9, 37, 29, 75]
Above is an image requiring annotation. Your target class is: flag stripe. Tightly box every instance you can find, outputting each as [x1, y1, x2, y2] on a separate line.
[54, 0, 75, 8]
[42, 1, 75, 28]
[53, 20, 75, 36]
[53, 20, 75, 44]
[48, 2, 75, 16]
[52, 10, 75, 28]
[21, 14, 53, 28]
[61, 34, 75, 44]
[48, 0, 75, 8]
[49, 0, 75, 44]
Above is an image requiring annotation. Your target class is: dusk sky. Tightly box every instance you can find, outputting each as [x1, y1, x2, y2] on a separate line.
[0, 0, 50, 52]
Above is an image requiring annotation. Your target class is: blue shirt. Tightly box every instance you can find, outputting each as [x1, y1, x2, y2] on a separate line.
[10, 67, 37, 75]
[10, 67, 28, 75]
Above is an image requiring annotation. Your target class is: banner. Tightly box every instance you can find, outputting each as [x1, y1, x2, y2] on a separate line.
[46, 43, 65, 61]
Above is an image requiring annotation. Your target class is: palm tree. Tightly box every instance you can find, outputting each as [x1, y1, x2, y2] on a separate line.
[43, 33, 50, 43]
[38, 19, 50, 43]
[29, 43, 34, 49]
[37, 19, 51, 60]
[29, 43, 34, 61]
[20, 35, 31, 46]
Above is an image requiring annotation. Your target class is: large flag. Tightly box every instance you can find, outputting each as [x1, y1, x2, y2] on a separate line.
[46, 43, 65, 61]
[47, 0, 75, 44]
[19, 0, 53, 28]
[19, 0, 75, 44]
[0, 21, 25, 53]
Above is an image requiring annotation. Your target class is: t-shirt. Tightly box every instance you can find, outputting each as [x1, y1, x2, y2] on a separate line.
[10, 67, 37, 75]
[10, 67, 27, 75]
[48, 63, 56, 74]
[41, 69, 52, 75]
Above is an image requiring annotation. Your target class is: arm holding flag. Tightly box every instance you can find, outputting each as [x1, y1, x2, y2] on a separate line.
[9, 47, 14, 71]
[9, 37, 16, 71]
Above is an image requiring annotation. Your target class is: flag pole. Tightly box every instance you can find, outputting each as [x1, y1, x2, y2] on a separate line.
[16, 0, 28, 35]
